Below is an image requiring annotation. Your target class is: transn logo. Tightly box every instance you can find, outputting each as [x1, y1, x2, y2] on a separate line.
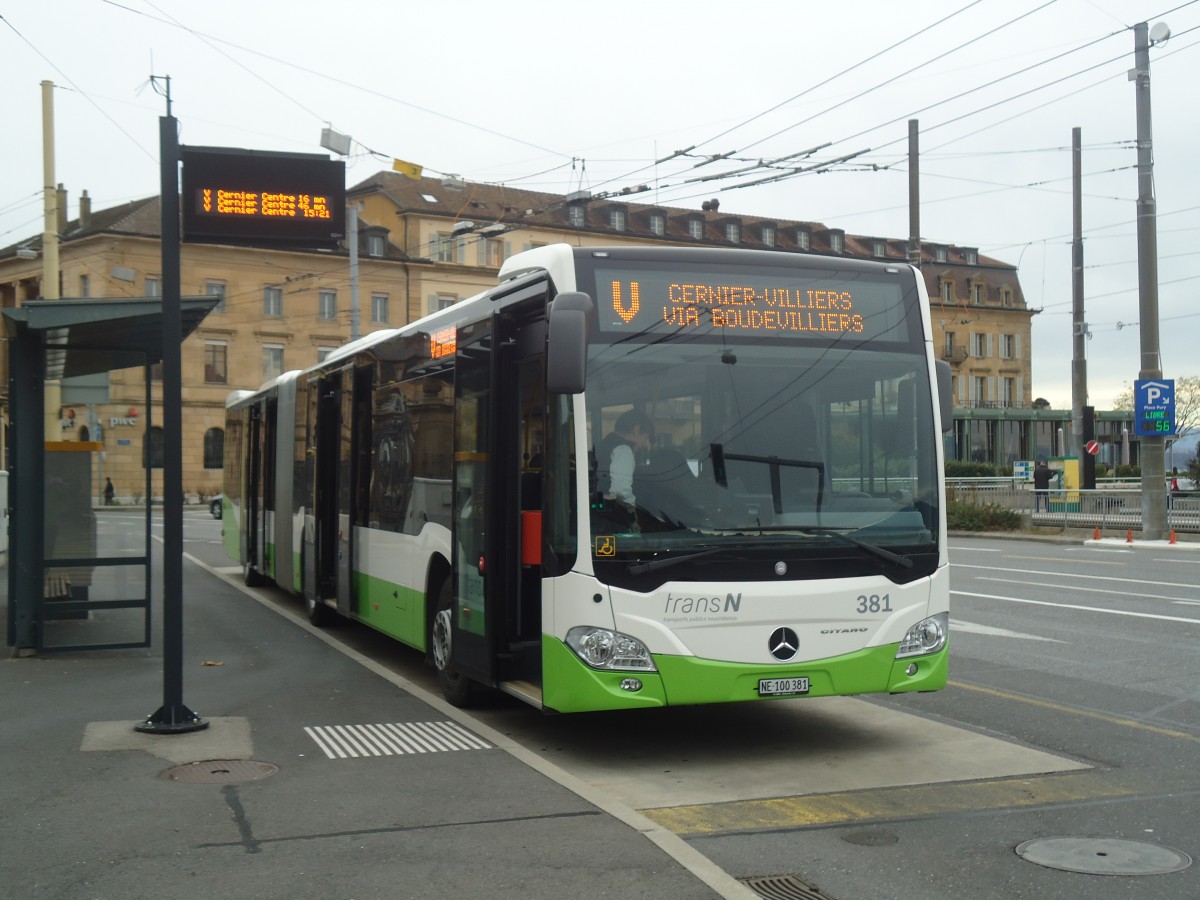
[611, 280, 640, 323]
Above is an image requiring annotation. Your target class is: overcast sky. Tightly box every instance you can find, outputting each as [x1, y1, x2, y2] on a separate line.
[3, 0, 1198, 410]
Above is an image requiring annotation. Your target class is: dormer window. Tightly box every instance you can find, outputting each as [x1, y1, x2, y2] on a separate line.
[971, 281, 984, 305]
[873, 239, 887, 257]
[610, 208, 626, 232]
[568, 204, 585, 227]
[762, 225, 776, 247]
[796, 227, 811, 251]
[725, 222, 740, 243]
[366, 234, 385, 258]
[934, 245, 948, 263]
[829, 229, 844, 253]
[649, 213, 665, 236]
[940, 278, 954, 304]
[688, 218, 703, 239]
[963, 247, 978, 265]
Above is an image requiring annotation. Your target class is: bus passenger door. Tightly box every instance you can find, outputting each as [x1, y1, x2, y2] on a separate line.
[310, 369, 349, 607]
[243, 402, 262, 573]
[450, 320, 496, 687]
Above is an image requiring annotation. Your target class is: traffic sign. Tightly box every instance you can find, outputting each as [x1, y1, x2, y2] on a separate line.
[1134, 379, 1176, 436]
[1085, 439, 1100, 455]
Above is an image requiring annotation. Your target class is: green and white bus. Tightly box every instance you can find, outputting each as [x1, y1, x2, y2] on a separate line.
[224, 244, 952, 712]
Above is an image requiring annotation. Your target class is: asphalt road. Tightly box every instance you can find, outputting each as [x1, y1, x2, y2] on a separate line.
[178, 514, 1199, 899]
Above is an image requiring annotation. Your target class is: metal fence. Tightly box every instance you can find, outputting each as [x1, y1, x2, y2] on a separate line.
[946, 478, 1200, 534]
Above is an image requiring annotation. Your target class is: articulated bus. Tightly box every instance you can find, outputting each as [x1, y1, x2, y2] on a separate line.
[224, 244, 953, 713]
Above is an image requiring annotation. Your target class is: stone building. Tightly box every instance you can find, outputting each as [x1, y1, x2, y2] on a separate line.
[0, 175, 1034, 495]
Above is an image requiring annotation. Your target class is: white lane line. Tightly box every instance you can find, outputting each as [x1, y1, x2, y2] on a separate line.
[948, 546, 1005, 552]
[953, 590, 1200, 625]
[951, 619, 1064, 642]
[977, 576, 1196, 604]
[952, 563, 1198, 591]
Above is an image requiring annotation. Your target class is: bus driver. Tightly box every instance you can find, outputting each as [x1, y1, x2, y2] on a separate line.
[594, 409, 654, 523]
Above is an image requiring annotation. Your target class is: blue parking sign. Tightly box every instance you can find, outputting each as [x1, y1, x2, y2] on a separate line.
[1134, 379, 1175, 436]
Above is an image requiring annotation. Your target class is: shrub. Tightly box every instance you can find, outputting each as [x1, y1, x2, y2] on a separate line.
[946, 499, 1022, 532]
[945, 461, 1001, 478]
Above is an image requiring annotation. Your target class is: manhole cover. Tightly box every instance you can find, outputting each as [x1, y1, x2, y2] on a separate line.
[841, 828, 899, 847]
[162, 760, 278, 784]
[1016, 838, 1191, 876]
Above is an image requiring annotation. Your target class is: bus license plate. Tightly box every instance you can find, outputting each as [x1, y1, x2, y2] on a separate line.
[758, 677, 810, 696]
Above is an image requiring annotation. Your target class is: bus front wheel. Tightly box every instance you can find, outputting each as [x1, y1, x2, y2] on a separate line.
[431, 581, 474, 707]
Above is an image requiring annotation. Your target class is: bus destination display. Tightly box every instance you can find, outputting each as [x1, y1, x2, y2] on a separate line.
[591, 265, 914, 343]
[181, 147, 346, 249]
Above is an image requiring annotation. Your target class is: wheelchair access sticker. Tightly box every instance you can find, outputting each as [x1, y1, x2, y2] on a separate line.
[594, 535, 617, 557]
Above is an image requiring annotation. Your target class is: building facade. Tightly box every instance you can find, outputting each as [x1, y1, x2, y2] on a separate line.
[0, 175, 1037, 496]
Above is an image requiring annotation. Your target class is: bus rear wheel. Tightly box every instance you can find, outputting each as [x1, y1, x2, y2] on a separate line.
[305, 594, 335, 627]
[431, 580, 474, 707]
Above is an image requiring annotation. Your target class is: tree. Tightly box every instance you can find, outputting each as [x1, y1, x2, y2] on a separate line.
[1113, 375, 1200, 446]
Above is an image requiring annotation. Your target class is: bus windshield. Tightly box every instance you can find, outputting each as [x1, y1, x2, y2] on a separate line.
[584, 336, 939, 584]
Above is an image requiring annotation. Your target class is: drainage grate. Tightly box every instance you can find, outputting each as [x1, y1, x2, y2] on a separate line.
[739, 874, 833, 900]
[303, 721, 491, 759]
[1017, 837, 1191, 876]
[162, 760, 278, 784]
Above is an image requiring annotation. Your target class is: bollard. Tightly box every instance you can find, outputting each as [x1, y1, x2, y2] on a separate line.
[1126, 529, 1133, 543]
[1093, 527, 1101, 541]
[1170, 530, 1177, 544]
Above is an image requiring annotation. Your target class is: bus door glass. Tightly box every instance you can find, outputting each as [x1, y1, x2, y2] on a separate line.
[313, 370, 344, 601]
[244, 403, 262, 571]
[335, 366, 355, 614]
[451, 319, 495, 684]
[302, 376, 320, 602]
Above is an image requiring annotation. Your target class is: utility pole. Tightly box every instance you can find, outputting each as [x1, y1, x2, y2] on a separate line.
[41, 80, 61, 441]
[907, 119, 921, 268]
[1071, 127, 1093, 488]
[1133, 21, 1167, 540]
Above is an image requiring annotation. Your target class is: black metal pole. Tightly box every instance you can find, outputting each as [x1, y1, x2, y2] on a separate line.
[137, 101, 206, 734]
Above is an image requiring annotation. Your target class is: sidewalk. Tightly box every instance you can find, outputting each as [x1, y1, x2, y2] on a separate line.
[1, 550, 745, 900]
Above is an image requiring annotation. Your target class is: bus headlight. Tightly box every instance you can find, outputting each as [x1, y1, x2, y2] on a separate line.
[565, 626, 657, 672]
[895, 613, 948, 659]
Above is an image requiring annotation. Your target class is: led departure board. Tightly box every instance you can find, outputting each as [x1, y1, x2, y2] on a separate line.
[181, 147, 346, 248]
[590, 263, 916, 343]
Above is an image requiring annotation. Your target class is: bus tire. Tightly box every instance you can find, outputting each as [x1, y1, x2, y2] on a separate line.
[243, 560, 265, 587]
[431, 579, 474, 707]
[305, 594, 335, 627]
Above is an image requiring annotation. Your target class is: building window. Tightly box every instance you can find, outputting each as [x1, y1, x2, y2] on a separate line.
[610, 208, 626, 231]
[568, 204, 585, 227]
[873, 239, 886, 257]
[935, 246, 948, 263]
[79, 274, 90, 297]
[145, 276, 161, 298]
[970, 332, 988, 357]
[1000, 334, 1016, 359]
[371, 292, 389, 323]
[971, 282, 984, 305]
[796, 228, 810, 251]
[203, 428, 224, 469]
[944, 332, 956, 356]
[318, 289, 337, 320]
[481, 239, 503, 267]
[1002, 377, 1017, 407]
[145, 426, 164, 469]
[205, 280, 226, 313]
[964, 248, 978, 265]
[649, 213, 665, 236]
[688, 218, 703, 239]
[262, 344, 284, 380]
[761, 225, 775, 247]
[430, 293, 456, 315]
[366, 233, 386, 257]
[829, 230, 844, 253]
[204, 341, 228, 384]
[972, 375, 987, 406]
[1000, 286, 1013, 307]
[316, 346, 338, 363]
[941, 280, 954, 304]
[725, 222, 740, 243]
[263, 286, 282, 317]
[434, 233, 457, 262]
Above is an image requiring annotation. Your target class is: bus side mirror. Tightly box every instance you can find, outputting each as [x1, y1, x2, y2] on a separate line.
[546, 291, 592, 394]
[935, 360, 953, 432]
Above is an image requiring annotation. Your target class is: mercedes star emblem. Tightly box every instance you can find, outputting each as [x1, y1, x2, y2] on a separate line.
[768, 626, 799, 661]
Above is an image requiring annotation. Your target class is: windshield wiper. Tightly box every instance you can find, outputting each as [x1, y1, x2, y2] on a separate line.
[797, 527, 913, 569]
[626, 547, 724, 576]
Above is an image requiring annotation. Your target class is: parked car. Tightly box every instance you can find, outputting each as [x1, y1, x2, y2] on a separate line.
[210, 494, 223, 519]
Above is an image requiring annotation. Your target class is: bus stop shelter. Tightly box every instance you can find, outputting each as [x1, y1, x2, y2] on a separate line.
[4, 297, 217, 652]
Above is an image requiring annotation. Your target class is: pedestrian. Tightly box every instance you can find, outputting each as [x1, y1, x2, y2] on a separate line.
[1032, 460, 1051, 512]
[104, 477, 114, 506]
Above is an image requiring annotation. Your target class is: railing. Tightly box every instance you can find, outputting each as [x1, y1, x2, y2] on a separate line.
[947, 478, 1200, 533]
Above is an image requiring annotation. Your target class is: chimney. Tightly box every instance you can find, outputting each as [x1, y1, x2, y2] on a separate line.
[79, 190, 91, 230]
[57, 183, 67, 233]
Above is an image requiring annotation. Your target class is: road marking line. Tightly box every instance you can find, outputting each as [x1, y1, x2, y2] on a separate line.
[949, 681, 1200, 743]
[304, 722, 491, 759]
[951, 619, 1064, 642]
[1004, 555, 1124, 565]
[642, 771, 1155, 835]
[953, 589, 1200, 626]
[976, 576, 1194, 603]
[953, 564, 1197, 590]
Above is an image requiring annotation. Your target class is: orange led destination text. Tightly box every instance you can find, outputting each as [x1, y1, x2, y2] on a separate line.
[198, 188, 333, 219]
